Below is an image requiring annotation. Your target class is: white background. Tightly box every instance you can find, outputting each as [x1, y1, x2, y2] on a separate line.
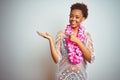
[0, 0, 120, 80]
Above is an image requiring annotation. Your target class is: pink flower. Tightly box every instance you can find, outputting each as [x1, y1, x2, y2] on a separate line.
[65, 24, 86, 64]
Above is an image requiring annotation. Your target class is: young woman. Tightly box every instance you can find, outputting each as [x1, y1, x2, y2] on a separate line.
[37, 2, 95, 80]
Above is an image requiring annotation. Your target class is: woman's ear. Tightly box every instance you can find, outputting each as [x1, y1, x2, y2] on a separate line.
[82, 17, 85, 22]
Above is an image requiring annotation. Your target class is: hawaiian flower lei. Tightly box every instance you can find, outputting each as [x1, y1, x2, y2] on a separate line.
[65, 24, 86, 64]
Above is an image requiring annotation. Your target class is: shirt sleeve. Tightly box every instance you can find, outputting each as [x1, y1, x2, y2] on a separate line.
[85, 32, 95, 63]
[55, 31, 63, 63]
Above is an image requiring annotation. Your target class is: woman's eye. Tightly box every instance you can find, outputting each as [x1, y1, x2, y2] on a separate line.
[76, 17, 80, 19]
[70, 15, 73, 18]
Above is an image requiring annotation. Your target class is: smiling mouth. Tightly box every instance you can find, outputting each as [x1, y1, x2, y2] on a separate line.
[70, 21, 77, 25]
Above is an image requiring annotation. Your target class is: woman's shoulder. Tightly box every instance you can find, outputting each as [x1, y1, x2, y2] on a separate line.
[57, 30, 65, 35]
[85, 31, 92, 38]
[85, 31, 91, 36]
[57, 30, 65, 34]
[56, 30, 65, 39]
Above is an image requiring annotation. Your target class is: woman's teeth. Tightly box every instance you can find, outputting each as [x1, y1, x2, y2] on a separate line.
[71, 22, 76, 25]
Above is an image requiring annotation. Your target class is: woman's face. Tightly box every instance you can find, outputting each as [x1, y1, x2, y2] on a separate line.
[69, 9, 84, 29]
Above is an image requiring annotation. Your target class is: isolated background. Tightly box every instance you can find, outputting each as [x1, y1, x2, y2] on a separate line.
[0, 0, 120, 80]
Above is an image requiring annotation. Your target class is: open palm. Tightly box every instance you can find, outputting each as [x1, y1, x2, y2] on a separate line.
[36, 31, 52, 40]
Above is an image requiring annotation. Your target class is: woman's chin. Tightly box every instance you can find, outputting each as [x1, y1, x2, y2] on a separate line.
[70, 25, 77, 29]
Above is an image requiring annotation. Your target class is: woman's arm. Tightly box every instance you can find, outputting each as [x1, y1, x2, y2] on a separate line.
[36, 31, 58, 64]
[48, 38, 59, 64]
[76, 38, 91, 63]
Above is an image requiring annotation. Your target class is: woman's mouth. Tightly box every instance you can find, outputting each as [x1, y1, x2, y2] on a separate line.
[71, 21, 76, 25]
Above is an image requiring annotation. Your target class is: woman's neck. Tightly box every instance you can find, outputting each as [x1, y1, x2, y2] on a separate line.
[73, 27, 79, 36]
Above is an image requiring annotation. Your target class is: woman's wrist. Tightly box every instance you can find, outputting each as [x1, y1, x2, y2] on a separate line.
[48, 37, 53, 42]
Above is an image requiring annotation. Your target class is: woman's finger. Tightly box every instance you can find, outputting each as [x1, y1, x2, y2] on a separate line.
[36, 31, 42, 36]
[36, 31, 45, 37]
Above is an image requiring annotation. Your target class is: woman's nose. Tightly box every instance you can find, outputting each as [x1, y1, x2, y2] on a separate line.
[72, 17, 76, 20]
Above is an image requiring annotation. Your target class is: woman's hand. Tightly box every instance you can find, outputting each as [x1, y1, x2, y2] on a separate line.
[66, 33, 80, 43]
[37, 31, 58, 64]
[36, 31, 52, 40]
